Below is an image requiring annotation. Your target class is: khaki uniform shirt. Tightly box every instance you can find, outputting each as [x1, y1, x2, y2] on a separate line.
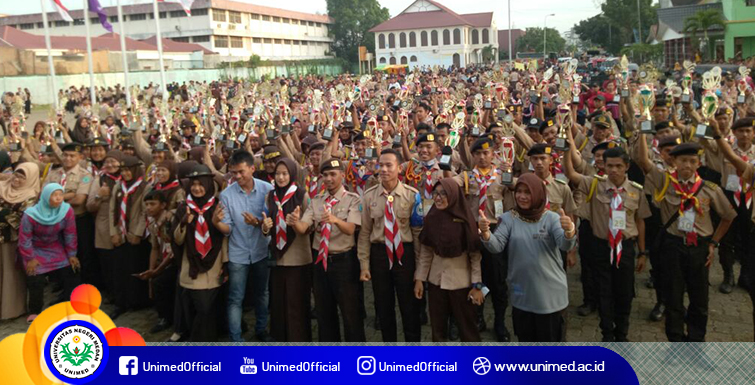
[108, 180, 148, 239]
[270, 196, 313, 267]
[301, 186, 362, 255]
[175, 225, 229, 290]
[576, 175, 651, 240]
[149, 210, 175, 265]
[544, 174, 577, 215]
[86, 176, 116, 249]
[453, 168, 515, 225]
[44, 163, 93, 216]
[415, 248, 482, 291]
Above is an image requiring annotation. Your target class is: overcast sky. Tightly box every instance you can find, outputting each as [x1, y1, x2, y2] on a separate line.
[0, 0, 606, 34]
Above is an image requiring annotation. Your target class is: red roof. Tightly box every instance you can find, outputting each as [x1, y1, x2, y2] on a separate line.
[140, 36, 215, 54]
[369, 0, 493, 33]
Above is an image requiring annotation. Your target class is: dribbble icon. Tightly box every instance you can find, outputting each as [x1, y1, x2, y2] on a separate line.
[119, 356, 139, 375]
[357, 356, 376, 375]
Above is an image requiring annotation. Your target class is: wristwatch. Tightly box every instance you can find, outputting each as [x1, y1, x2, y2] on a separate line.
[472, 282, 483, 290]
[711, 240, 720, 248]
[637, 250, 649, 257]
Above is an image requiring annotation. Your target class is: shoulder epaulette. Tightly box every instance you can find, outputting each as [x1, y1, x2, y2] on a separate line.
[404, 184, 419, 194]
[595, 174, 608, 181]
[630, 181, 643, 190]
[364, 184, 380, 195]
[554, 178, 567, 185]
[704, 180, 719, 189]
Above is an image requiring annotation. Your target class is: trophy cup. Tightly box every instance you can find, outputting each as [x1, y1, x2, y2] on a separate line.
[364, 117, 379, 159]
[572, 74, 583, 105]
[738, 66, 751, 105]
[696, 67, 722, 139]
[554, 104, 571, 151]
[638, 85, 656, 134]
[680, 61, 696, 104]
[500, 137, 515, 185]
[619, 55, 630, 98]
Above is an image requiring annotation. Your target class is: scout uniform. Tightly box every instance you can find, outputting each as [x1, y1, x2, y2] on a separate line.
[148, 208, 176, 332]
[300, 159, 365, 342]
[574, 114, 614, 163]
[526, 144, 578, 216]
[83, 137, 110, 177]
[43, 143, 94, 217]
[402, 133, 449, 217]
[646, 143, 737, 342]
[453, 137, 515, 342]
[358, 175, 423, 342]
[575, 148, 651, 341]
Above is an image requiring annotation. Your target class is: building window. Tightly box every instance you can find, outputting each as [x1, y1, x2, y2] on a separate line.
[109, 16, 118, 23]
[379, 57, 386, 64]
[20, 23, 34, 30]
[192, 35, 210, 43]
[262, 15, 271, 21]
[409, 32, 416, 47]
[378, 34, 385, 49]
[388, 33, 395, 48]
[231, 36, 243, 48]
[228, 11, 241, 23]
[264, 38, 273, 43]
[273, 17, 280, 22]
[212, 9, 226, 22]
[482, 29, 489, 44]
[293, 40, 300, 45]
[284, 39, 291, 44]
[472, 29, 479, 44]
[308, 21, 314, 26]
[420, 31, 428, 46]
[399, 32, 406, 48]
[283, 18, 290, 23]
[73, 19, 85, 25]
[443, 29, 450, 45]
[130, 14, 146, 21]
[253, 37, 262, 43]
[214, 35, 228, 48]
[54, 20, 70, 27]
[389, 57, 396, 65]
[274, 39, 282, 44]
[431, 30, 438, 46]
[192, 9, 208, 16]
[36, 22, 43, 28]
[410, 55, 417, 62]
[170, 10, 186, 18]
[172, 37, 190, 42]
[158, 12, 167, 19]
[401, 56, 407, 64]
[316, 22, 322, 27]
[301, 41, 308, 45]
[453, 28, 460, 44]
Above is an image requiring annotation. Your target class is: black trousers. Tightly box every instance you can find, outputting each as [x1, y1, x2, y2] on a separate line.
[660, 234, 711, 342]
[370, 242, 420, 342]
[747, 226, 755, 339]
[76, 215, 99, 289]
[27, 266, 80, 314]
[428, 283, 480, 342]
[512, 307, 566, 342]
[152, 264, 177, 323]
[312, 249, 365, 342]
[644, 195, 664, 304]
[578, 220, 598, 307]
[95, 248, 115, 298]
[593, 238, 636, 341]
[112, 241, 150, 310]
[270, 264, 312, 342]
[719, 191, 751, 281]
[480, 226, 508, 339]
[181, 287, 220, 342]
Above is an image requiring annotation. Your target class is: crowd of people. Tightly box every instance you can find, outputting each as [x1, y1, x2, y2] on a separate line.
[0, 56, 753, 343]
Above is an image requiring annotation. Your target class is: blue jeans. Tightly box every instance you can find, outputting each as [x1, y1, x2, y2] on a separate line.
[227, 259, 270, 342]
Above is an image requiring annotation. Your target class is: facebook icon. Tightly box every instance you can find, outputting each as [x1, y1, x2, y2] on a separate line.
[119, 356, 139, 375]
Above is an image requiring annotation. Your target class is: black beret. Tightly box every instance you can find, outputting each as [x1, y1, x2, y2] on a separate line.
[658, 135, 681, 149]
[527, 143, 553, 156]
[732, 117, 755, 131]
[526, 117, 542, 129]
[353, 131, 368, 142]
[655, 120, 675, 132]
[654, 96, 671, 108]
[120, 155, 142, 168]
[591, 140, 620, 154]
[415, 132, 438, 145]
[308, 142, 326, 152]
[186, 164, 213, 178]
[86, 137, 109, 148]
[669, 142, 703, 157]
[470, 137, 494, 153]
[61, 142, 83, 153]
[319, 158, 343, 173]
[592, 114, 611, 128]
[180, 119, 196, 129]
[538, 118, 556, 134]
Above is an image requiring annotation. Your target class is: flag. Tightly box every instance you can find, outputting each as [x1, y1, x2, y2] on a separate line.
[88, 0, 113, 32]
[51, 0, 73, 22]
[157, 0, 195, 16]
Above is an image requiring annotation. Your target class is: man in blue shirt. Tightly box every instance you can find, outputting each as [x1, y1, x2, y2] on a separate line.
[213, 150, 274, 342]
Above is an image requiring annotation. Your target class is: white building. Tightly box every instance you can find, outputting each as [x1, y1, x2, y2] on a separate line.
[0, 0, 334, 61]
[369, 0, 498, 68]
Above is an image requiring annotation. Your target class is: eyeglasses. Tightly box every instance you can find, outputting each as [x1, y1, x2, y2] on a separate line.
[432, 190, 447, 199]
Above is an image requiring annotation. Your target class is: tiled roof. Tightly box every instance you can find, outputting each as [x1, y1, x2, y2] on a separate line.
[140, 36, 215, 54]
[369, 0, 493, 32]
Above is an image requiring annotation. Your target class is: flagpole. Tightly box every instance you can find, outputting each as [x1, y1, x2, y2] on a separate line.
[116, 0, 131, 108]
[39, 0, 59, 110]
[151, 0, 168, 102]
[83, 0, 96, 108]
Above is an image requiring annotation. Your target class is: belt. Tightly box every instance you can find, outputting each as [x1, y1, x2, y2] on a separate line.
[666, 233, 712, 246]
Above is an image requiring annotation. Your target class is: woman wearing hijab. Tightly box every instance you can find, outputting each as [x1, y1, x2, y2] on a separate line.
[86, 150, 122, 303]
[415, 178, 483, 342]
[172, 164, 227, 342]
[480, 173, 577, 342]
[149, 160, 185, 213]
[260, 158, 312, 342]
[19, 183, 80, 322]
[108, 155, 149, 320]
[70, 117, 93, 144]
[0, 163, 39, 320]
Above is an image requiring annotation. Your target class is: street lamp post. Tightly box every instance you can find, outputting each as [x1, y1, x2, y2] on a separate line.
[544, 14, 555, 64]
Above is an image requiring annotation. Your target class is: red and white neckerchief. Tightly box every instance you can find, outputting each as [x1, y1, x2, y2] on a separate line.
[306, 175, 325, 199]
[60, 171, 68, 189]
[316, 194, 340, 271]
[155, 180, 179, 191]
[273, 185, 298, 250]
[608, 186, 625, 268]
[105, 125, 116, 144]
[733, 146, 753, 209]
[119, 178, 143, 236]
[383, 192, 404, 269]
[669, 172, 704, 246]
[473, 168, 496, 213]
[422, 163, 435, 200]
[186, 194, 215, 258]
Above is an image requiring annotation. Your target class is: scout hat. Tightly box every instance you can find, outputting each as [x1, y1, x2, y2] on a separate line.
[527, 143, 553, 156]
[186, 164, 213, 178]
[263, 145, 282, 161]
[731, 117, 755, 131]
[61, 142, 83, 153]
[320, 158, 343, 173]
[658, 135, 681, 150]
[592, 114, 611, 128]
[470, 137, 494, 153]
[591, 140, 619, 154]
[86, 137, 109, 148]
[415, 132, 437, 145]
[669, 142, 703, 157]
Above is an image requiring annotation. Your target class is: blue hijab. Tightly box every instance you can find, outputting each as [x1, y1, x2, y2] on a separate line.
[25, 183, 71, 226]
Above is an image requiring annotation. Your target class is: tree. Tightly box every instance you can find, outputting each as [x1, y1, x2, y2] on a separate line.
[482, 45, 496, 62]
[573, 0, 657, 55]
[326, 0, 390, 65]
[516, 27, 565, 55]
[682, 9, 726, 61]
[574, 14, 623, 55]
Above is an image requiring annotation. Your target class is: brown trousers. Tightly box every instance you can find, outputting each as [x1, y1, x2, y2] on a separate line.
[428, 283, 481, 342]
[269, 264, 312, 342]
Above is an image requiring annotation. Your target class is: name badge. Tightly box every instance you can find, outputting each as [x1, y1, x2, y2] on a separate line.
[494, 200, 504, 219]
[422, 199, 434, 217]
[611, 210, 627, 231]
[677, 209, 696, 233]
[725, 174, 740, 192]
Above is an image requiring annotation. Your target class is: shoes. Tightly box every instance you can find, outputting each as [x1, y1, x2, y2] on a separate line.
[477, 315, 487, 333]
[256, 331, 275, 343]
[26, 314, 37, 323]
[577, 303, 596, 317]
[719, 276, 734, 294]
[497, 327, 511, 343]
[150, 318, 171, 334]
[109, 307, 127, 321]
[165, 333, 186, 343]
[649, 302, 665, 322]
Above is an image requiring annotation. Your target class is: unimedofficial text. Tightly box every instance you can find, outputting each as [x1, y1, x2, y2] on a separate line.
[142, 362, 221, 372]
[379, 361, 457, 372]
[262, 361, 341, 372]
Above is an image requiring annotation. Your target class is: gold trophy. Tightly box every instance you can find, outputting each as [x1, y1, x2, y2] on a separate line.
[638, 85, 656, 134]
[619, 55, 630, 98]
[737, 66, 751, 105]
[681, 60, 696, 104]
[696, 67, 722, 139]
[554, 104, 571, 151]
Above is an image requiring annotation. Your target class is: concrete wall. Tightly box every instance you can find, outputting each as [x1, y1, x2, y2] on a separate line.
[723, 0, 755, 59]
[0, 65, 343, 105]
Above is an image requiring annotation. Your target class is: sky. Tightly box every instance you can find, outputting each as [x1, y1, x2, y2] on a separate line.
[0, 0, 605, 34]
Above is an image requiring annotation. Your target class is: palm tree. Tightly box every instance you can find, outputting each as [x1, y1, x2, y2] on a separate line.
[682, 9, 726, 61]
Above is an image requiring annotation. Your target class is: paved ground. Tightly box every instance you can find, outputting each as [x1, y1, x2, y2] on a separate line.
[1, 256, 752, 343]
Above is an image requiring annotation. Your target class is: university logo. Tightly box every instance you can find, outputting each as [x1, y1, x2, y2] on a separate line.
[45, 320, 109, 384]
